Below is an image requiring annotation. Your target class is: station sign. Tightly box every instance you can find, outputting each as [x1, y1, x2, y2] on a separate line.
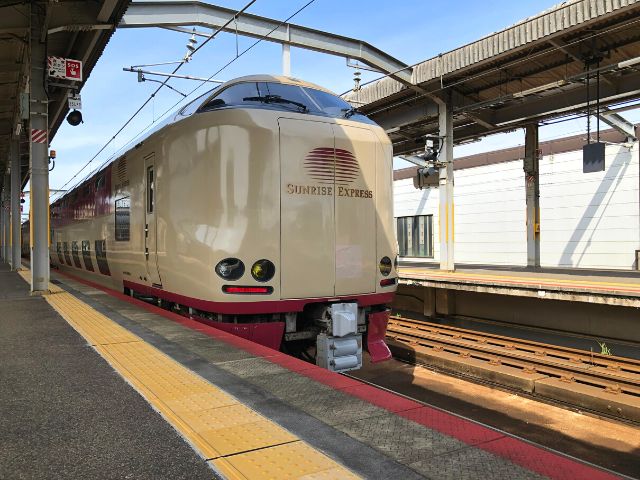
[47, 56, 83, 81]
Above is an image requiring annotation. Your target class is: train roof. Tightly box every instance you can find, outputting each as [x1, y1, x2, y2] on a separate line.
[220, 74, 334, 94]
[53, 75, 342, 205]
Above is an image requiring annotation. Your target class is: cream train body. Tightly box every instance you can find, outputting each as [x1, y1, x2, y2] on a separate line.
[46, 75, 397, 368]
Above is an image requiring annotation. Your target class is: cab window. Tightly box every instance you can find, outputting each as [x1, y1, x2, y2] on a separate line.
[200, 82, 262, 111]
[303, 87, 376, 125]
[179, 89, 218, 116]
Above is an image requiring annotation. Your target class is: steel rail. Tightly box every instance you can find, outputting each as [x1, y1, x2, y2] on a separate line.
[387, 316, 640, 397]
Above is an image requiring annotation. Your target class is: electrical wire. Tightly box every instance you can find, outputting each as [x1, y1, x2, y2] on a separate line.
[51, 0, 259, 201]
[53, 0, 317, 201]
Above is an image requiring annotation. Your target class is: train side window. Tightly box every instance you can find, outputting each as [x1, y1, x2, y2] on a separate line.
[82, 240, 94, 272]
[146, 167, 154, 213]
[200, 82, 260, 110]
[115, 197, 131, 241]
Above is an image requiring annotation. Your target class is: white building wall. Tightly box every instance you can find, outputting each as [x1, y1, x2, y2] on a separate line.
[394, 141, 640, 270]
[539, 143, 639, 270]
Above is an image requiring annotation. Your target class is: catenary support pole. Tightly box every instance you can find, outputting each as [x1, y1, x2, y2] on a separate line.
[282, 25, 291, 76]
[1, 183, 6, 262]
[11, 139, 21, 270]
[524, 124, 541, 268]
[29, 3, 50, 292]
[2, 174, 10, 262]
[282, 44, 291, 76]
[438, 101, 455, 271]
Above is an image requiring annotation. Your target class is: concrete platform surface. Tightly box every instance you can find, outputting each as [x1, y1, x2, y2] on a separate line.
[0, 262, 630, 479]
[399, 262, 640, 308]
[0, 263, 215, 480]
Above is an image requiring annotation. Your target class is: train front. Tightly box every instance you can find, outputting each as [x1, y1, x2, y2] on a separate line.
[274, 77, 398, 372]
[178, 75, 397, 372]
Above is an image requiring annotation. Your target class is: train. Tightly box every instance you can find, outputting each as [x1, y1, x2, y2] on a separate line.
[36, 75, 398, 371]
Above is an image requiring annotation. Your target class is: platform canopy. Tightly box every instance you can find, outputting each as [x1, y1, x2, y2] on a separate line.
[0, 0, 130, 191]
[344, 0, 640, 155]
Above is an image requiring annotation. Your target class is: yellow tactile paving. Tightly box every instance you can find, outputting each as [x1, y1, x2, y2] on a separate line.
[17, 269, 65, 293]
[212, 442, 361, 480]
[22, 271, 360, 479]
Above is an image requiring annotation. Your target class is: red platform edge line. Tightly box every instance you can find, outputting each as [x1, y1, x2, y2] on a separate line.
[52, 268, 620, 480]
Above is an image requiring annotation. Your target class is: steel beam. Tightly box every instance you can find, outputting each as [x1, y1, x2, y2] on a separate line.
[438, 101, 455, 272]
[10, 138, 20, 270]
[29, 3, 50, 293]
[524, 124, 540, 269]
[598, 107, 637, 141]
[120, 1, 413, 84]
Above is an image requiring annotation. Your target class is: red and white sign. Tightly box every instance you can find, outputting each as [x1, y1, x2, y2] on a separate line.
[47, 56, 82, 81]
[31, 129, 47, 144]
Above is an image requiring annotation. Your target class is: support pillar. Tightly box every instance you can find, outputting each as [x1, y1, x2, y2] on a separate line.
[1, 180, 8, 263]
[11, 139, 21, 270]
[282, 44, 290, 76]
[29, 4, 50, 292]
[282, 25, 291, 76]
[524, 124, 541, 269]
[438, 101, 455, 271]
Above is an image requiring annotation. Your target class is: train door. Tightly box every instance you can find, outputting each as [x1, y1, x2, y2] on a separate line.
[333, 124, 377, 295]
[279, 118, 335, 298]
[144, 153, 162, 286]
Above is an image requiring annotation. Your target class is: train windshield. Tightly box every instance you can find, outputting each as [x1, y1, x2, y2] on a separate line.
[199, 81, 375, 124]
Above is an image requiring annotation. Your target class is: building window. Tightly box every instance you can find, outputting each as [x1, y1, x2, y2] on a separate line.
[115, 197, 131, 241]
[397, 215, 433, 258]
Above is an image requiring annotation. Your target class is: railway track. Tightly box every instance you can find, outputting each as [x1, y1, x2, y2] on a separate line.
[386, 316, 640, 423]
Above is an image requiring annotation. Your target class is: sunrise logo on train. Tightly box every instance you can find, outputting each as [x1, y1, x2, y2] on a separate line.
[304, 147, 359, 185]
[285, 147, 373, 198]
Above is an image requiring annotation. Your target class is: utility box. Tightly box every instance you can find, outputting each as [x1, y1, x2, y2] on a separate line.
[636, 250, 640, 271]
[330, 302, 357, 337]
[316, 333, 363, 372]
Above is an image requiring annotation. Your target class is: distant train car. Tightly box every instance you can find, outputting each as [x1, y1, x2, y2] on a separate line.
[49, 75, 397, 371]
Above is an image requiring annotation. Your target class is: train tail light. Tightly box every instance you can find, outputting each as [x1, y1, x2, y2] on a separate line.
[379, 278, 397, 287]
[222, 285, 273, 294]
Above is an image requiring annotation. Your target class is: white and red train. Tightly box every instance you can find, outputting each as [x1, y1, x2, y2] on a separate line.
[40, 75, 398, 371]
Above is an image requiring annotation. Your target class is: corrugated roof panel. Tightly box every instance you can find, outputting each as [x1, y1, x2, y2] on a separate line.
[345, 0, 640, 105]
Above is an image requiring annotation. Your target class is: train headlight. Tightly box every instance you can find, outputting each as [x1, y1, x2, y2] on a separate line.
[251, 259, 275, 282]
[215, 258, 245, 280]
[379, 256, 392, 276]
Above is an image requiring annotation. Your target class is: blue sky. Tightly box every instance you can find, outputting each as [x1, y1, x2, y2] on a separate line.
[43, 0, 638, 208]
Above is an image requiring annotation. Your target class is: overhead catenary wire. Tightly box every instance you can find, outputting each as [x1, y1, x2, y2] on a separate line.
[53, 0, 317, 202]
[51, 0, 260, 202]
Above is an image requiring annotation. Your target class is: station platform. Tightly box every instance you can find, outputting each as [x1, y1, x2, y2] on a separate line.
[0, 262, 627, 479]
[399, 263, 640, 308]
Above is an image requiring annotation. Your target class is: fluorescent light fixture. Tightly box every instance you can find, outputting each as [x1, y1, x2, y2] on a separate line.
[618, 56, 640, 69]
[513, 80, 567, 98]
